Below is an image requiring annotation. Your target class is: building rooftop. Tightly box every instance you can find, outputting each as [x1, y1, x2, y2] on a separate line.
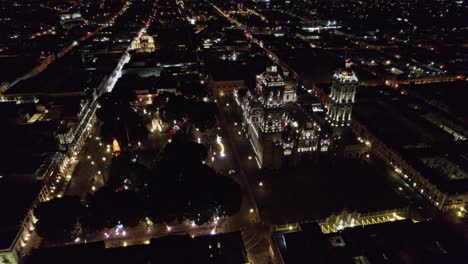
[113, 74, 158, 93]
[400, 142, 468, 194]
[254, 158, 407, 224]
[278, 48, 343, 86]
[275, 219, 468, 264]
[0, 183, 41, 250]
[26, 232, 249, 264]
[353, 91, 454, 150]
[0, 55, 38, 84]
[404, 81, 468, 123]
[204, 48, 270, 88]
[5, 54, 101, 97]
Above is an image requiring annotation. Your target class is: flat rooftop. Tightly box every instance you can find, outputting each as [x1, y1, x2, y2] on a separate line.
[0, 55, 38, 83]
[278, 48, 343, 85]
[0, 183, 41, 250]
[254, 158, 407, 225]
[353, 91, 453, 150]
[401, 142, 468, 194]
[205, 50, 270, 87]
[275, 219, 468, 264]
[27, 232, 248, 264]
[405, 81, 468, 122]
[5, 52, 112, 96]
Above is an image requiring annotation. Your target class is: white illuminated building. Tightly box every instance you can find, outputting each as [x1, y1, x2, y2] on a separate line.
[134, 33, 156, 53]
[327, 62, 358, 127]
[235, 66, 328, 168]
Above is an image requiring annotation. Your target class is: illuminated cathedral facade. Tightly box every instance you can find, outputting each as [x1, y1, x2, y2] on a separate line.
[235, 66, 330, 168]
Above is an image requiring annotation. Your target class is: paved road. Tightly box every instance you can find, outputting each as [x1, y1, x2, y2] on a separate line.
[65, 130, 111, 198]
[215, 96, 274, 263]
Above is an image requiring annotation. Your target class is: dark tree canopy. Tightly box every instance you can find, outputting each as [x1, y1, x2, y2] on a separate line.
[84, 187, 145, 231]
[35, 138, 241, 238]
[34, 196, 85, 242]
[160, 95, 218, 132]
[107, 152, 150, 190]
[96, 92, 148, 145]
[163, 137, 208, 165]
[146, 137, 241, 224]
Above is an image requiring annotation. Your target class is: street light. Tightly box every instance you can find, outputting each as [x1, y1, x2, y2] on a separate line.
[249, 208, 254, 213]
[259, 182, 263, 187]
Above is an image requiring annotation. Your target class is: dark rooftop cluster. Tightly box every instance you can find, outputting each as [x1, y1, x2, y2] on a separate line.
[275, 219, 468, 264]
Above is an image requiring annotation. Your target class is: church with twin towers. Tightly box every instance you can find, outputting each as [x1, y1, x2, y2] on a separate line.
[234, 60, 358, 169]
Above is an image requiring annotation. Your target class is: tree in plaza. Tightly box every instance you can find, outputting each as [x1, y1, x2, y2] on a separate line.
[96, 92, 148, 146]
[107, 151, 151, 190]
[159, 95, 218, 133]
[146, 136, 241, 225]
[189, 101, 218, 131]
[163, 134, 208, 164]
[132, 147, 161, 169]
[83, 187, 146, 231]
[107, 153, 133, 188]
[208, 173, 242, 216]
[34, 196, 86, 243]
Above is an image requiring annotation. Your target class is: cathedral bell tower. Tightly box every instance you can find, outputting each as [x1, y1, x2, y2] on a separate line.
[326, 60, 358, 127]
[256, 66, 286, 133]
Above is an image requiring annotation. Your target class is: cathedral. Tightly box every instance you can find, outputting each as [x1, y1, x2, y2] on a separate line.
[235, 66, 330, 168]
[234, 63, 358, 169]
